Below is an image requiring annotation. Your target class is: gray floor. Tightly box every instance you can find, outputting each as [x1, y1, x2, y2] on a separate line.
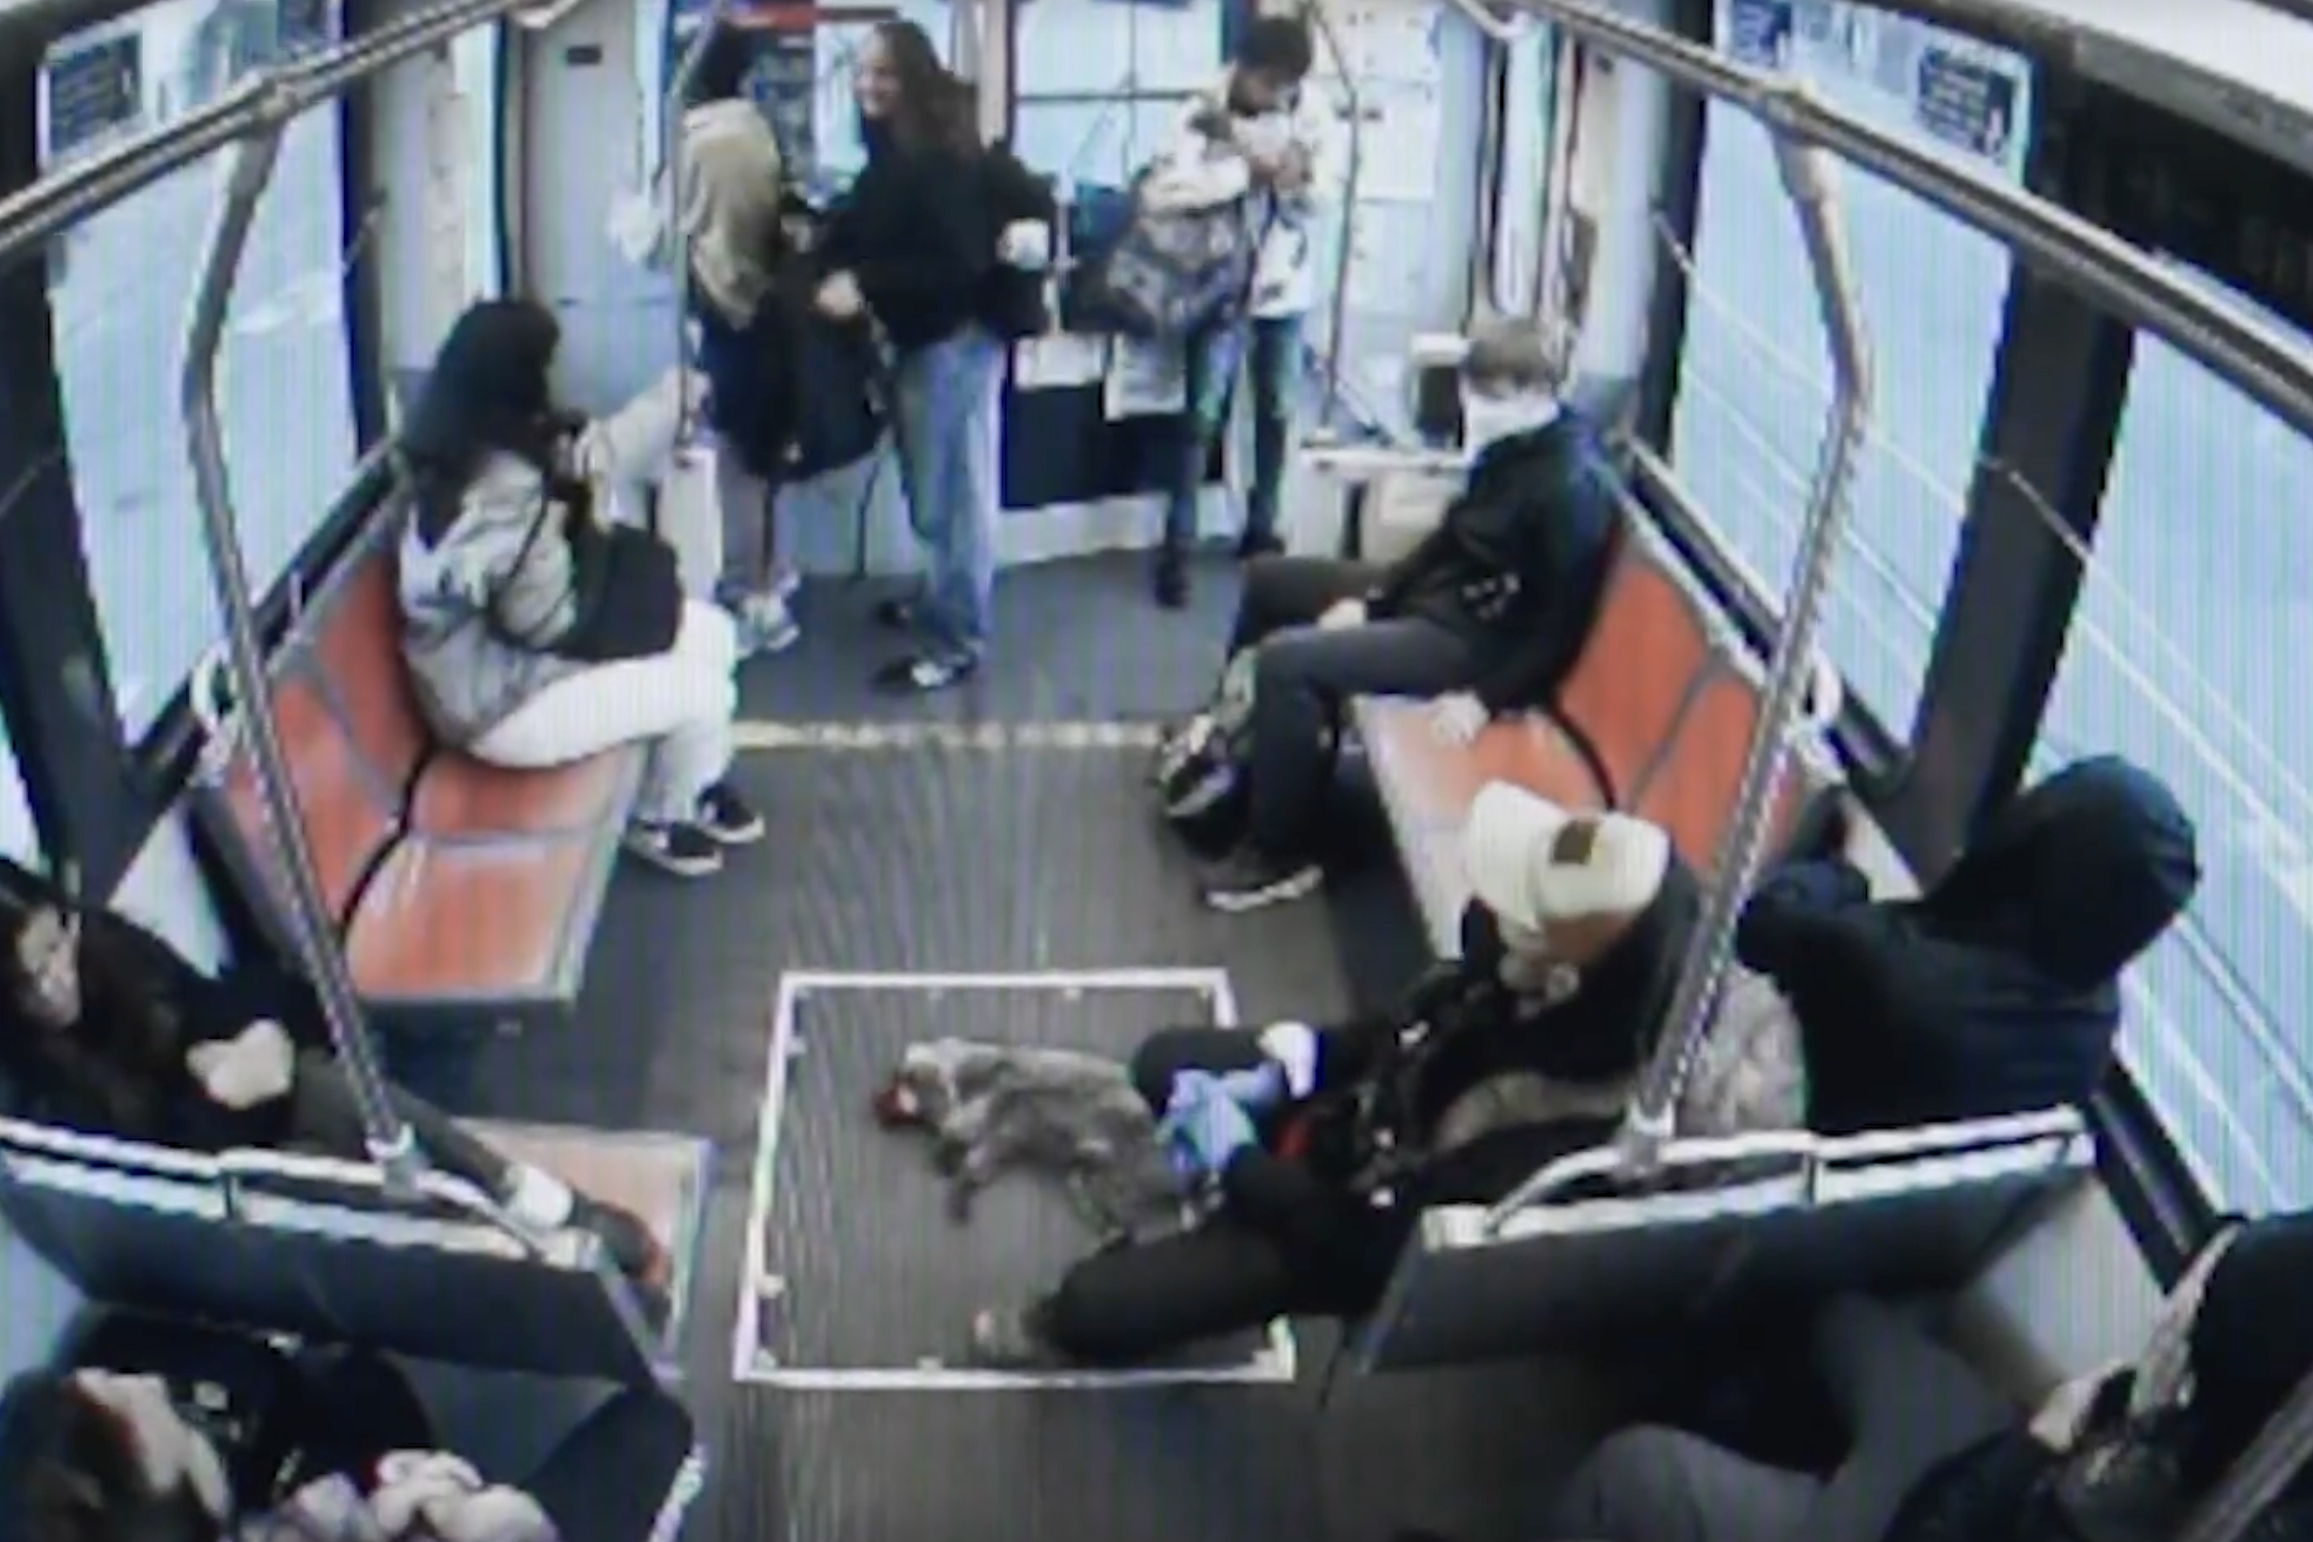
[757, 982, 1269, 1374]
[449, 554, 1636, 1542]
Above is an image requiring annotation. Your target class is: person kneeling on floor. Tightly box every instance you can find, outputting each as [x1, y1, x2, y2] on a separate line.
[970, 783, 1807, 1368]
[1160, 323, 1621, 914]
[0, 1318, 697, 1542]
[0, 879, 671, 1307]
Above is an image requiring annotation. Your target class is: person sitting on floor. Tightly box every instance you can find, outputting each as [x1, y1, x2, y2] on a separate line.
[1171, 322, 1621, 915]
[970, 783, 1806, 1369]
[0, 1317, 698, 1542]
[1737, 753, 2200, 1135]
[1543, 1208, 2313, 1542]
[396, 299, 764, 881]
[0, 877, 668, 1299]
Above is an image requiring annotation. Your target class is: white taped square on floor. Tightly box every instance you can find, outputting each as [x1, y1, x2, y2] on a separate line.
[733, 969, 1300, 1389]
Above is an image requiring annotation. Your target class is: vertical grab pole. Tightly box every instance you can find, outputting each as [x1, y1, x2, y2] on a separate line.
[1615, 119, 1873, 1172]
[1479, 113, 1870, 1235]
[180, 116, 417, 1188]
[1301, 0, 1361, 426]
[2175, 1363, 2313, 1542]
[665, 0, 730, 437]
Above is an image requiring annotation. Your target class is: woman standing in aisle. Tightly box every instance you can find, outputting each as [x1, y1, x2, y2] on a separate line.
[816, 19, 1000, 694]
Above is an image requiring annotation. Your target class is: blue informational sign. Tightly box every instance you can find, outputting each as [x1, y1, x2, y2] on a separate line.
[1914, 45, 2018, 167]
[46, 35, 140, 158]
[1727, 0, 1792, 70]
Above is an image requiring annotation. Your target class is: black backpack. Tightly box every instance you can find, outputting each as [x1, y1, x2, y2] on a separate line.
[977, 141, 1057, 341]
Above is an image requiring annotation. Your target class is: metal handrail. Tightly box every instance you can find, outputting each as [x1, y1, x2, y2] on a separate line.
[1492, 0, 2313, 442]
[661, 0, 732, 440]
[0, 0, 543, 267]
[1634, 132, 1868, 1168]
[179, 127, 414, 1186]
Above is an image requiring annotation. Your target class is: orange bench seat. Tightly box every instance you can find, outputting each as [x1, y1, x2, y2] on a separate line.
[194, 505, 643, 1027]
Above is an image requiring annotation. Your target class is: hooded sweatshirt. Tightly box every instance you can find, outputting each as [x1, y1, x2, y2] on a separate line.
[1736, 755, 2202, 1135]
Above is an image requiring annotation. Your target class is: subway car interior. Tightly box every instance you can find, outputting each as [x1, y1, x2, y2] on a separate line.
[0, 0, 2310, 1538]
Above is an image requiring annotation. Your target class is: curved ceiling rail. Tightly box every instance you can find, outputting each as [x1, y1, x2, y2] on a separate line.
[1440, 0, 2313, 444]
[0, 0, 552, 268]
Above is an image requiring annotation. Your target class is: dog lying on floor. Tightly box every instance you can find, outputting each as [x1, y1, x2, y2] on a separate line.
[872, 1037, 1197, 1248]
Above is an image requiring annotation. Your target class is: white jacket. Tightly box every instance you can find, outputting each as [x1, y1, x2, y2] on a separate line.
[1150, 71, 1342, 320]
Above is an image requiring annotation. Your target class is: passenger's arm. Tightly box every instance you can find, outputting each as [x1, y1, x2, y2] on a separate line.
[1365, 523, 1457, 617]
[848, 161, 991, 322]
[1731, 857, 1874, 980]
[570, 366, 706, 488]
[1274, 92, 1342, 215]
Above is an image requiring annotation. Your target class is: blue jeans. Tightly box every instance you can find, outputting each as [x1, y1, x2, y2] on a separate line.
[1164, 314, 1303, 556]
[892, 326, 1005, 656]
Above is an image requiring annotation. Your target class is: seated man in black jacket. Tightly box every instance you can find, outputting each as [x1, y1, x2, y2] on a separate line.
[1736, 753, 2200, 1136]
[971, 788, 1698, 1368]
[1192, 324, 1621, 913]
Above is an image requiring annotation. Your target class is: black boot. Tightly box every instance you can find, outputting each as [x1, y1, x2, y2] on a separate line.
[1152, 547, 1190, 610]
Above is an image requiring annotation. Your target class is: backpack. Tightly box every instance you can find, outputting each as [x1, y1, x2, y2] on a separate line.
[1150, 650, 1339, 855]
[1076, 172, 1261, 341]
[978, 141, 1058, 341]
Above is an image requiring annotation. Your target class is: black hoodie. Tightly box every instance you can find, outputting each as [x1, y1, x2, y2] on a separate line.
[1736, 755, 2202, 1136]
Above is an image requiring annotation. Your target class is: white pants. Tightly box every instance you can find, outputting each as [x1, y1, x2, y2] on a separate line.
[472, 602, 739, 826]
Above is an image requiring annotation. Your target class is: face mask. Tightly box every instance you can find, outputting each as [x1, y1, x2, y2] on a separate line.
[1461, 389, 1561, 453]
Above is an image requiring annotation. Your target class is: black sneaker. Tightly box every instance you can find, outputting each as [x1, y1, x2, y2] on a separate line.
[970, 1301, 1065, 1369]
[696, 782, 766, 846]
[1200, 846, 1322, 913]
[872, 596, 919, 632]
[1235, 531, 1285, 561]
[874, 650, 978, 694]
[623, 821, 724, 877]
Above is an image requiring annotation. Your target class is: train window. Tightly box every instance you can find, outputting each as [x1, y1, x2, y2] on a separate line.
[1669, 0, 2031, 731]
[38, 0, 356, 736]
[807, 0, 953, 191]
[1012, 0, 1223, 194]
[2037, 270, 2313, 1214]
[452, 24, 505, 304]
[1488, 26, 1554, 317]
[0, 717, 34, 864]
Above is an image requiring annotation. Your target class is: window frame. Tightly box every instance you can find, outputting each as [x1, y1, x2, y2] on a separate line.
[1631, 16, 2219, 1286]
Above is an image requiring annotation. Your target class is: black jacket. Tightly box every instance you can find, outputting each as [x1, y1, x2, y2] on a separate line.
[1736, 755, 2201, 1135]
[1214, 877, 1698, 1296]
[0, 897, 319, 1153]
[1366, 408, 1621, 713]
[823, 134, 992, 352]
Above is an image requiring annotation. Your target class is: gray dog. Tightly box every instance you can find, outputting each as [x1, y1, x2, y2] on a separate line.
[872, 1037, 1196, 1248]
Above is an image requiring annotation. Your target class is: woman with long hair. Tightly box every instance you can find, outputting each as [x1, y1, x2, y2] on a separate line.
[0, 874, 668, 1296]
[396, 299, 763, 879]
[815, 20, 1000, 694]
